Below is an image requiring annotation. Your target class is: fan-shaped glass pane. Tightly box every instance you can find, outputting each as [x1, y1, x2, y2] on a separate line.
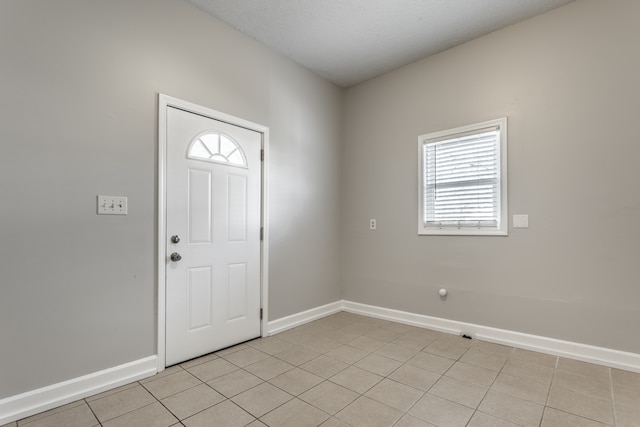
[187, 132, 247, 168]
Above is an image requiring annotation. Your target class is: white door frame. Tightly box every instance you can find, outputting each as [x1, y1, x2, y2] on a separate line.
[157, 94, 269, 371]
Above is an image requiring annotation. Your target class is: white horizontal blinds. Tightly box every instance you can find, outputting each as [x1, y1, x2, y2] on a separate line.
[423, 126, 500, 228]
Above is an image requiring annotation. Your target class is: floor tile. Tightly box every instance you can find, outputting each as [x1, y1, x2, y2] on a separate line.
[429, 375, 488, 408]
[319, 417, 351, 427]
[214, 343, 249, 357]
[491, 372, 550, 405]
[304, 337, 343, 354]
[160, 383, 225, 420]
[299, 381, 359, 415]
[478, 391, 545, 427]
[336, 396, 403, 427]
[143, 370, 202, 400]
[409, 393, 474, 427]
[547, 384, 614, 425]
[354, 353, 402, 376]
[473, 341, 513, 357]
[206, 369, 263, 398]
[615, 399, 640, 427]
[275, 328, 319, 346]
[88, 384, 156, 423]
[445, 361, 498, 387]
[388, 364, 440, 391]
[612, 381, 640, 407]
[553, 370, 612, 399]
[231, 382, 293, 418]
[392, 334, 435, 352]
[269, 367, 324, 395]
[183, 400, 255, 427]
[102, 402, 177, 427]
[364, 327, 405, 343]
[85, 382, 138, 402]
[509, 348, 558, 368]
[246, 336, 295, 355]
[557, 358, 610, 381]
[244, 356, 294, 380]
[275, 346, 320, 365]
[300, 355, 349, 378]
[467, 411, 520, 427]
[611, 368, 640, 391]
[375, 342, 419, 363]
[393, 414, 436, 426]
[179, 353, 219, 370]
[325, 345, 369, 365]
[328, 328, 363, 344]
[329, 365, 383, 394]
[423, 337, 472, 359]
[407, 351, 455, 374]
[223, 347, 270, 368]
[364, 378, 424, 412]
[348, 336, 387, 353]
[17, 400, 87, 424]
[541, 407, 609, 427]
[460, 347, 508, 371]
[140, 365, 185, 383]
[185, 358, 238, 382]
[501, 358, 555, 385]
[260, 398, 329, 427]
[17, 403, 98, 427]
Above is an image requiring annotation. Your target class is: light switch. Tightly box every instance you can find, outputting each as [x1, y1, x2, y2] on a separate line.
[513, 214, 528, 228]
[97, 195, 128, 215]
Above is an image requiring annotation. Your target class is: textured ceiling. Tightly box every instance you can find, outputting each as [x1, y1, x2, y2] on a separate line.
[185, 0, 575, 87]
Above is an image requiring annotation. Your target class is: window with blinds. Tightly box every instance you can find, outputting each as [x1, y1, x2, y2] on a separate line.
[418, 118, 508, 236]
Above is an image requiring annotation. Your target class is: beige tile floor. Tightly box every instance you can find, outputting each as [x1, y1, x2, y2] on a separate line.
[4, 312, 640, 427]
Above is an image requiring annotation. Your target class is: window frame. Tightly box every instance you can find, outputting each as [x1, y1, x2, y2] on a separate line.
[417, 117, 508, 236]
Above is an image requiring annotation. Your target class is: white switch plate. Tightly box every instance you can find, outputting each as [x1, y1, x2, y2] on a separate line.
[97, 195, 128, 215]
[369, 219, 377, 230]
[513, 214, 528, 228]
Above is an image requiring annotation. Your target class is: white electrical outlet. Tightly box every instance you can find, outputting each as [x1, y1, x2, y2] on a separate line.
[369, 219, 377, 230]
[97, 195, 128, 215]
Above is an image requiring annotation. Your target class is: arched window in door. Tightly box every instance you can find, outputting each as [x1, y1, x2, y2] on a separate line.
[187, 132, 247, 167]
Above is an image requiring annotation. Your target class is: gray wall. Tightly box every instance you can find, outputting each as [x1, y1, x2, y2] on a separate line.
[0, 0, 342, 398]
[342, 0, 640, 354]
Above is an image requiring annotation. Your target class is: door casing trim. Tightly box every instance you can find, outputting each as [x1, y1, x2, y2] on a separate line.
[157, 94, 269, 371]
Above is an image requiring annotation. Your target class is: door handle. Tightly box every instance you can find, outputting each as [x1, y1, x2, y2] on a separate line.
[170, 252, 182, 262]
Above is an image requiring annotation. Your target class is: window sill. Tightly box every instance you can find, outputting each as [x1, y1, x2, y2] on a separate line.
[418, 227, 508, 236]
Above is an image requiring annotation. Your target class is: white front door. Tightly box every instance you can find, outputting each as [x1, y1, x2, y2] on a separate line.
[165, 106, 262, 366]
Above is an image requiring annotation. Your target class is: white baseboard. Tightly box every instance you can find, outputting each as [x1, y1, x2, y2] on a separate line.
[0, 356, 157, 425]
[342, 300, 640, 373]
[265, 299, 640, 374]
[267, 301, 343, 335]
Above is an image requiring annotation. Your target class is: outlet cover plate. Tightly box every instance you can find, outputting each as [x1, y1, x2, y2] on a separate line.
[513, 214, 528, 228]
[97, 195, 128, 215]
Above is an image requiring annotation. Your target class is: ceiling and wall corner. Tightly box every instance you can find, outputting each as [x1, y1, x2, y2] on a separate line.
[186, 0, 575, 87]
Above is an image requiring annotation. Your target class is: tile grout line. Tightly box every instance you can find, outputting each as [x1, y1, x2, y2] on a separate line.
[608, 367, 618, 427]
[538, 354, 561, 426]
[83, 396, 101, 427]
[465, 342, 511, 427]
